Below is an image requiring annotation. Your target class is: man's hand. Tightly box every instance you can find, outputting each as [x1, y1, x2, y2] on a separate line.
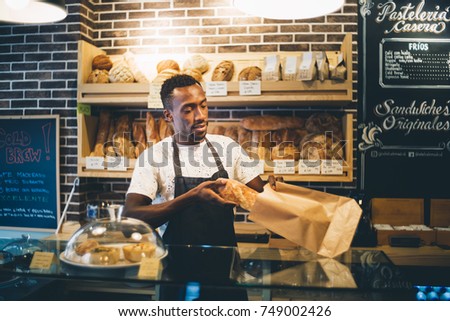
[268, 175, 284, 191]
[191, 179, 237, 207]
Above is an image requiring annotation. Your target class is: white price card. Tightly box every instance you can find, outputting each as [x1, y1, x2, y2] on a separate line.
[273, 160, 296, 174]
[239, 81, 261, 96]
[321, 160, 343, 175]
[105, 156, 128, 171]
[205, 81, 227, 96]
[148, 83, 163, 109]
[85, 156, 105, 170]
[298, 159, 321, 175]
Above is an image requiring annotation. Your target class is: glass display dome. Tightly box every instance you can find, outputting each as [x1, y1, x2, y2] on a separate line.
[61, 217, 167, 268]
[1, 234, 49, 271]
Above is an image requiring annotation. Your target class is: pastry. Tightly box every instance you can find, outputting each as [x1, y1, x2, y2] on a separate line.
[89, 246, 120, 265]
[218, 179, 258, 211]
[238, 66, 261, 81]
[92, 54, 113, 71]
[157, 59, 180, 73]
[183, 54, 209, 74]
[123, 243, 156, 262]
[211, 60, 234, 81]
[75, 239, 99, 256]
[87, 69, 109, 83]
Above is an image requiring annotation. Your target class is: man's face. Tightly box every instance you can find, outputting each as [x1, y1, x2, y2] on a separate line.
[164, 84, 208, 145]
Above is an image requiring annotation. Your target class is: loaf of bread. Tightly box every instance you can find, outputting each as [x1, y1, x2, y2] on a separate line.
[109, 60, 135, 83]
[87, 69, 109, 83]
[158, 116, 174, 140]
[145, 111, 160, 146]
[183, 54, 209, 74]
[123, 243, 156, 262]
[238, 66, 262, 81]
[89, 246, 120, 265]
[224, 125, 239, 142]
[133, 122, 147, 158]
[300, 133, 344, 160]
[92, 54, 113, 71]
[104, 118, 116, 156]
[113, 114, 135, 158]
[218, 179, 258, 211]
[271, 143, 300, 160]
[238, 126, 252, 147]
[157, 59, 180, 73]
[241, 115, 304, 131]
[75, 239, 99, 256]
[182, 68, 203, 82]
[152, 68, 179, 83]
[211, 60, 234, 81]
[209, 125, 226, 135]
[90, 111, 111, 157]
[305, 113, 342, 137]
[124, 51, 148, 83]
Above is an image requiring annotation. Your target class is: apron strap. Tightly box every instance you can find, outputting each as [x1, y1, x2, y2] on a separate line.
[172, 136, 225, 177]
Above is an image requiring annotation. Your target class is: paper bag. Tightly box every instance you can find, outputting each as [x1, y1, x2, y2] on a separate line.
[249, 182, 362, 258]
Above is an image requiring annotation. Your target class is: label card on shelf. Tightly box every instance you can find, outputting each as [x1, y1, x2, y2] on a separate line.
[273, 160, 296, 175]
[239, 81, 261, 96]
[205, 81, 227, 96]
[30, 252, 54, 270]
[321, 160, 343, 175]
[298, 160, 321, 175]
[138, 258, 161, 279]
[77, 103, 91, 115]
[86, 156, 105, 170]
[148, 83, 163, 109]
[105, 156, 128, 171]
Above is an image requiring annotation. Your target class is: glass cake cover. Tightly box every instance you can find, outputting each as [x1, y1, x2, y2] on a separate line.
[62, 217, 167, 268]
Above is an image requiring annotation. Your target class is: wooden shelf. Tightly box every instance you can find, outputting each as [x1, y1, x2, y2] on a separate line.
[77, 34, 353, 107]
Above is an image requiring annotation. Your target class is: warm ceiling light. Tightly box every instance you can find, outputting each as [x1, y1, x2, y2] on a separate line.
[0, 0, 67, 24]
[233, 0, 345, 20]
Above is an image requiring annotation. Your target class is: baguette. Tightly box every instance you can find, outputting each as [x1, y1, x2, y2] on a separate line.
[90, 111, 111, 157]
[218, 179, 258, 211]
[241, 115, 304, 131]
[133, 122, 147, 158]
[145, 112, 160, 146]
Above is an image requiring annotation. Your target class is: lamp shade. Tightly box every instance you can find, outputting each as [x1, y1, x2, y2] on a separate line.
[0, 0, 67, 24]
[233, 0, 345, 20]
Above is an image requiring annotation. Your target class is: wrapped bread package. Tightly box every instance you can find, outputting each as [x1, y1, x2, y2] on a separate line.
[262, 55, 281, 81]
[296, 52, 317, 81]
[248, 182, 362, 258]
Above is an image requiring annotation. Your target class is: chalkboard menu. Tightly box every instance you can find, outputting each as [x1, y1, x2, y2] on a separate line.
[0, 116, 60, 232]
[358, 0, 450, 197]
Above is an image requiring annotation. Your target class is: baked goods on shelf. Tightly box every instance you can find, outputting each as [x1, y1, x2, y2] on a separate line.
[123, 243, 156, 262]
[218, 178, 258, 211]
[75, 239, 100, 256]
[109, 60, 135, 83]
[87, 69, 109, 83]
[238, 66, 262, 81]
[183, 54, 209, 74]
[211, 60, 234, 81]
[157, 59, 180, 73]
[182, 68, 203, 82]
[92, 54, 113, 71]
[89, 246, 120, 265]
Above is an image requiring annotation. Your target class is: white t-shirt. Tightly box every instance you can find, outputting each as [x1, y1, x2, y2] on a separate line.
[127, 134, 261, 204]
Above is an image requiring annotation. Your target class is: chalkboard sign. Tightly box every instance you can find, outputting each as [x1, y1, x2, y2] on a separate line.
[0, 115, 60, 232]
[358, 0, 450, 197]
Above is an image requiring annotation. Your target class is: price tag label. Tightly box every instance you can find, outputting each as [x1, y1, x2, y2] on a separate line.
[77, 103, 91, 115]
[29, 252, 54, 270]
[138, 258, 161, 279]
[321, 160, 343, 175]
[239, 81, 261, 96]
[148, 83, 163, 109]
[298, 159, 321, 175]
[85, 156, 105, 170]
[205, 81, 227, 96]
[106, 156, 128, 171]
[273, 160, 296, 174]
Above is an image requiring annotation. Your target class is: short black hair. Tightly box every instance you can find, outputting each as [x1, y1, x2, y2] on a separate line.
[160, 74, 202, 110]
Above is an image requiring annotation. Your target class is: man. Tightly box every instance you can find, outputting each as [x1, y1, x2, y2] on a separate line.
[123, 74, 266, 247]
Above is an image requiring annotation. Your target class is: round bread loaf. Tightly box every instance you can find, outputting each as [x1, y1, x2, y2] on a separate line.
[211, 60, 234, 81]
[305, 113, 342, 137]
[183, 54, 209, 74]
[271, 143, 300, 160]
[299, 133, 344, 160]
[182, 68, 203, 82]
[152, 68, 179, 83]
[109, 61, 135, 83]
[89, 246, 120, 265]
[92, 54, 113, 71]
[238, 66, 262, 81]
[87, 69, 109, 83]
[240, 115, 304, 131]
[123, 243, 156, 262]
[157, 59, 180, 73]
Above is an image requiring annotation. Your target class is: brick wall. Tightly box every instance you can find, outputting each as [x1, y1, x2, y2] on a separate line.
[0, 0, 358, 223]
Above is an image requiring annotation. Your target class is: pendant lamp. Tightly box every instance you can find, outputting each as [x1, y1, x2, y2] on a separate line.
[233, 0, 345, 20]
[0, 0, 67, 24]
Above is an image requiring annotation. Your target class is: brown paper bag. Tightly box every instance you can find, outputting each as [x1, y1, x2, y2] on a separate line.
[249, 182, 362, 258]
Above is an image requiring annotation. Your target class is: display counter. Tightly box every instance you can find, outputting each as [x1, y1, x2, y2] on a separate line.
[0, 236, 415, 301]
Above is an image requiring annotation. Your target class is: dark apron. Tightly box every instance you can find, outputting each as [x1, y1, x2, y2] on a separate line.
[162, 137, 237, 247]
[159, 137, 247, 301]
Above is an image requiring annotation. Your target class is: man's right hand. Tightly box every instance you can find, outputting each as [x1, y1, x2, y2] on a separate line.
[191, 179, 237, 207]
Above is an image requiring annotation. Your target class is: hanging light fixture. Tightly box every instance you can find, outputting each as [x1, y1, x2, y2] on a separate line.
[0, 0, 67, 24]
[233, 0, 345, 20]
